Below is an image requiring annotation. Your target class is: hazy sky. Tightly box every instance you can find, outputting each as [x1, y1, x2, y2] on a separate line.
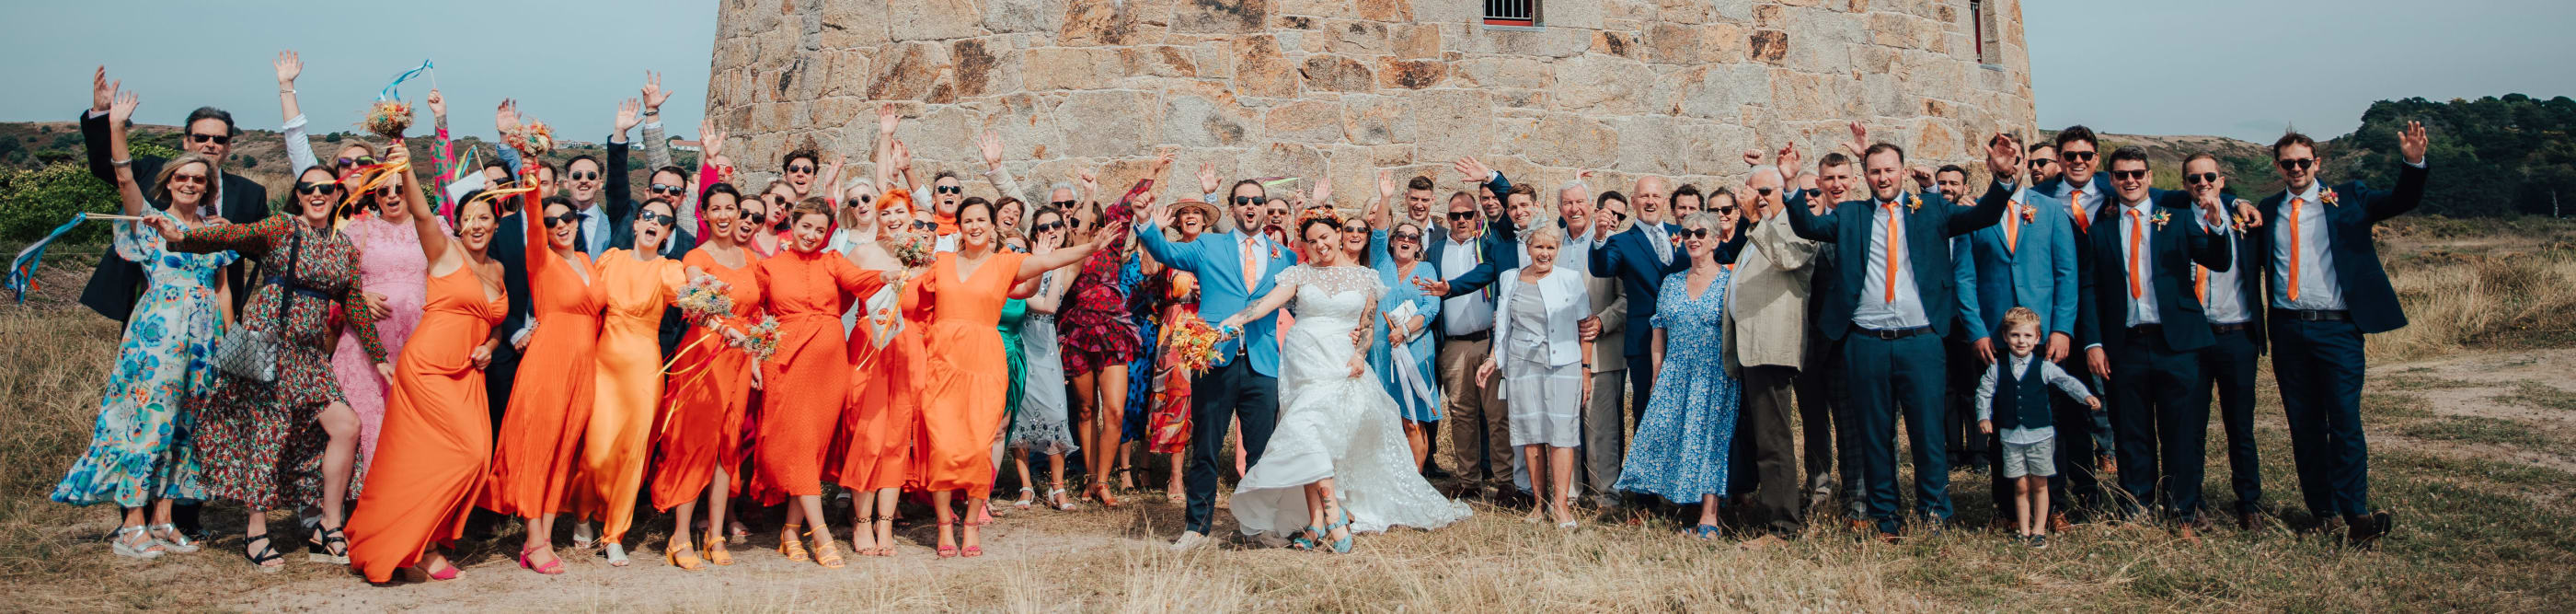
[1, 1, 2568, 144]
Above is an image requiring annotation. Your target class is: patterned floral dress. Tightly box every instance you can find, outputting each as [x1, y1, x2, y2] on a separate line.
[52, 212, 236, 508]
[1144, 269, 1200, 454]
[1611, 269, 1741, 504]
[171, 215, 385, 510]
[329, 214, 439, 475]
[1120, 256, 1158, 443]
[1056, 186, 1143, 376]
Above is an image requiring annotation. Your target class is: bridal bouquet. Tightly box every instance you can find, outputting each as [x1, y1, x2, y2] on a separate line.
[504, 120, 556, 156]
[362, 100, 413, 139]
[674, 274, 736, 329]
[1165, 312, 1225, 374]
[891, 232, 937, 269]
[734, 316, 783, 362]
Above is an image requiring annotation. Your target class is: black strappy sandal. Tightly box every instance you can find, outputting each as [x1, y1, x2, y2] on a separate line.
[308, 523, 350, 564]
[243, 534, 285, 572]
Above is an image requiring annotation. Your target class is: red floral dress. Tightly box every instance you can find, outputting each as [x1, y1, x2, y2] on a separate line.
[1057, 180, 1148, 375]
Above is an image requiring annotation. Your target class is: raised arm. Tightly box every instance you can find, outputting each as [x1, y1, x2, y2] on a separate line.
[425, 88, 457, 215]
[390, 146, 451, 266]
[1017, 221, 1128, 283]
[104, 89, 146, 218]
[2364, 121, 2432, 225]
[607, 98, 640, 224]
[1133, 219, 1202, 273]
[1945, 132, 2024, 237]
[1025, 269, 1075, 314]
[274, 51, 319, 178]
[1220, 275, 1299, 330]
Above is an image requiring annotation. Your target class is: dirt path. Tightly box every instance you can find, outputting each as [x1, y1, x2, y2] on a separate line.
[2368, 348, 2576, 475]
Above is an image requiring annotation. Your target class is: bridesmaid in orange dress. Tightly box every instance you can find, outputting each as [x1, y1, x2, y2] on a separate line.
[568, 198, 688, 568]
[483, 188, 605, 575]
[345, 155, 508, 584]
[911, 195, 1126, 557]
[724, 185, 773, 543]
[752, 197, 891, 569]
[831, 188, 929, 557]
[651, 184, 760, 570]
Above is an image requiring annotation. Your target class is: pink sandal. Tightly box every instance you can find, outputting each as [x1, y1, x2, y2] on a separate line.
[517, 545, 565, 575]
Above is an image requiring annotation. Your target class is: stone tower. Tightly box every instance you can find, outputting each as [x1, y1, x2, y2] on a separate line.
[707, 0, 2035, 203]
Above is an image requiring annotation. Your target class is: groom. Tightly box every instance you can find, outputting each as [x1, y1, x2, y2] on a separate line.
[1136, 180, 1298, 550]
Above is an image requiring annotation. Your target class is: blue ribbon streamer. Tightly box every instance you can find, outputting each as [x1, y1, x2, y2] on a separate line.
[7, 212, 90, 302]
[379, 59, 433, 100]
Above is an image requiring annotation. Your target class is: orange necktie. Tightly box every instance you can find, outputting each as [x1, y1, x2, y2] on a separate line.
[2195, 265, 2208, 304]
[1882, 202, 1902, 303]
[2285, 197, 2305, 302]
[2004, 202, 2023, 253]
[2124, 209, 2144, 299]
[2069, 189, 2090, 231]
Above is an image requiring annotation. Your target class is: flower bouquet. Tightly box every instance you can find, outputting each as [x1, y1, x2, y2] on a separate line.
[1163, 312, 1226, 374]
[734, 316, 783, 362]
[362, 100, 413, 140]
[504, 120, 556, 156]
[891, 231, 937, 269]
[675, 273, 737, 329]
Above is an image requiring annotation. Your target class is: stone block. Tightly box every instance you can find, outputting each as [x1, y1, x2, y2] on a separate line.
[1552, 53, 1654, 115]
[980, 0, 1060, 33]
[1275, 0, 1349, 17]
[866, 41, 951, 101]
[1022, 47, 1121, 91]
[1354, 0, 1411, 21]
[890, 0, 985, 41]
[1390, 23, 1442, 59]
[1452, 56, 1554, 90]
[1340, 94, 1414, 145]
[1323, 19, 1391, 55]
[1264, 98, 1344, 144]
[1121, 45, 1202, 77]
[1750, 29, 1789, 63]
[1163, 94, 1256, 148]
[1062, 0, 1142, 46]
[1232, 34, 1302, 98]
[1300, 54, 1376, 92]
[1376, 58, 1448, 89]
[1526, 113, 1618, 168]
[1407, 88, 1493, 164]
[950, 38, 1022, 98]
[1053, 90, 1156, 157]
[1174, 0, 1271, 34]
[819, 0, 891, 48]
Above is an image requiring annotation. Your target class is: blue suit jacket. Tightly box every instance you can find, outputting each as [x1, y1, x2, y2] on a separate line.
[1957, 186, 2081, 342]
[2248, 163, 2426, 334]
[1136, 225, 1298, 377]
[2075, 190, 2233, 353]
[1588, 222, 1685, 356]
[1782, 181, 2015, 341]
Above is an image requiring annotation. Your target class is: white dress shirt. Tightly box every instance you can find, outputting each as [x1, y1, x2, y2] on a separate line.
[2271, 180, 2344, 311]
[1853, 195, 1929, 330]
[2199, 215, 2249, 325]
[2115, 198, 2162, 328]
[1976, 353, 2095, 445]
[1440, 237, 1494, 335]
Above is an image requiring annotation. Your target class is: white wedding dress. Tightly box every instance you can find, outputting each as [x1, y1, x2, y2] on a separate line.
[1232, 265, 1472, 539]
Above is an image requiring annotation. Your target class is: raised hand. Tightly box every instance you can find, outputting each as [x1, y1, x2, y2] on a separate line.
[141, 214, 182, 242]
[1197, 161, 1220, 196]
[890, 140, 913, 173]
[1412, 276, 1451, 297]
[2399, 120, 2429, 166]
[1376, 168, 1396, 199]
[1312, 171, 1332, 205]
[1776, 142, 1802, 178]
[1076, 168, 1101, 203]
[876, 102, 900, 134]
[1985, 131, 2021, 181]
[1091, 221, 1129, 249]
[1452, 156, 1492, 184]
[273, 51, 301, 87]
[614, 98, 641, 134]
[1151, 148, 1177, 177]
[108, 89, 139, 125]
[698, 119, 726, 157]
[1841, 121, 1869, 156]
[1908, 165, 1934, 190]
[978, 128, 1005, 169]
[92, 66, 117, 113]
[495, 98, 520, 133]
[1742, 148, 1764, 168]
[641, 71, 672, 110]
[426, 88, 446, 120]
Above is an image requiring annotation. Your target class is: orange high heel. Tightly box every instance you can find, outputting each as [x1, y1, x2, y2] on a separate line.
[776, 524, 810, 562]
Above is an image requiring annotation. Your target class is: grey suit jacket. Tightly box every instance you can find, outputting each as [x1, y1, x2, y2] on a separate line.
[1585, 272, 1627, 374]
[1724, 216, 1822, 375]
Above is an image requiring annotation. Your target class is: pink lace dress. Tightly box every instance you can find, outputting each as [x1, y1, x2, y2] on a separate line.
[331, 214, 441, 475]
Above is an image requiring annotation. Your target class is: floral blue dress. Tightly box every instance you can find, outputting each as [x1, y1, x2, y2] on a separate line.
[52, 212, 236, 507]
[1120, 256, 1155, 442]
[1366, 230, 1443, 422]
[1611, 268, 1741, 504]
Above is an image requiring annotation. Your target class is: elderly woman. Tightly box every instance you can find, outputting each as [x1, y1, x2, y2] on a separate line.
[1370, 220, 1443, 470]
[1477, 226, 1589, 527]
[1611, 213, 1742, 539]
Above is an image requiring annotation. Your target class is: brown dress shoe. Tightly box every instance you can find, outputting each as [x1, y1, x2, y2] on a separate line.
[2177, 525, 2202, 546]
[2237, 511, 2260, 531]
[2347, 511, 2395, 548]
[2048, 513, 2075, 534]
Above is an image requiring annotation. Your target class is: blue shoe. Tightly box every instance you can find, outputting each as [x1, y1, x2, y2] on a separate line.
[1328, 509, 1354, 554]
[1691, 524, 1721, 540]
[1291, 525, 1321, 550]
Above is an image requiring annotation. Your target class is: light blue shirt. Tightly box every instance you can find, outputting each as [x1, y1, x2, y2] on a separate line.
[2270, 180, 2344, 310]
[2200, 213, 2249, 325]
[1853, 195, 1929, 330]
[577, 203, 609, 256]
[2114, 198, 2162, 328]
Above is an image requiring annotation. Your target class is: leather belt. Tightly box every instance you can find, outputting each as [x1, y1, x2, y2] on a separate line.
[1446, 330, 1491, 342]
[2281, 309, 2351, 321]
[2125, 324, 2163, 338]
[1857, 326, 1932, 341]
[2212, 322, 2250, 334]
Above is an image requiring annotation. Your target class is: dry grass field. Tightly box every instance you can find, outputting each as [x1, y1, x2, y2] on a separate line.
[3, 218, 2574, 612]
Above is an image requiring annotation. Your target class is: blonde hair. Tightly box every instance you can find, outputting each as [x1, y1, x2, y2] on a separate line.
[2001, 307, 2042, 335]
[149, 154, 221, 207]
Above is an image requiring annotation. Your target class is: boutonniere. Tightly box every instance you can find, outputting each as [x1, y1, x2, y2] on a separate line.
[1905, 194, 1924, 212]
[2150, 210, 2172, 230]
[2230, 199, 2255, 231]
[2320, 188, 2340, 207]
[2016, 202, 2034, 223]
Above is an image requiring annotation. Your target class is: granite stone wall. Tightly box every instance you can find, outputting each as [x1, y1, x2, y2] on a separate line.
[707, 0, 2033, 207]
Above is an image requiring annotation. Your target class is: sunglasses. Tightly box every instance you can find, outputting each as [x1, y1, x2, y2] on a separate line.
[934, 185, 963, 195]
[786, 164, 816, 174]
[544, 212, 586, 227]
[2276, 157, 2316, 170]
[1232, 195, 1266, 206]
[713, 164, 737, 177]
[650, 182, 687, 196]
[569, 170, 602, 181]
[2109, 169, 2149, 181]
[1031, 221, 1065, 234]
[1715, 205, 1740, 215]
[1680, 228, 1713, 239]
[1753, 187, 1776, 197]
[2184, 172, 2221, 185]
[845, 195, 874, 209]
[336, 156, 378, 168]
[1447, 211, 1479, 221]
[911, 220, 938, 231]
[2029, 159, 2056, 168]
[1049, 199, 1077, 209]
[169, 173, 209, 187]
[188, 133, 230, 145]
[634, 211, 676, 226]
[1391, 232, 1421, 244]
[2061, 150, 2097, 162]
[1067, 217, 1087, 229]
[742, 212, 766, 224]
[294, 181, 339, 194]
[1607, 211, 1630, 223]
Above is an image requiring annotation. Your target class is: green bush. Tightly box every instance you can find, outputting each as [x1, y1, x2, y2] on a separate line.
[0, 163, 120, 244]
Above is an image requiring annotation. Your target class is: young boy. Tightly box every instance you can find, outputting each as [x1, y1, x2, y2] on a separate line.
[1977, 307, 2102, 548]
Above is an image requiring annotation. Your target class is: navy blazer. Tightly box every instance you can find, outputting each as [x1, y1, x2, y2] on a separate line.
[2075, 190, 2233, 354]
[2202, 194, 2270, 351]
[2249, 163, 2426, 334]
[1587, 221, 1685, 356]
[487, 210, 536, 342]
[1783, 181, 2015, 341]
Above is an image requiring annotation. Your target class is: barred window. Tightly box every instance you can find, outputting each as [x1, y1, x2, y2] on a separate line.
[1484, 0, 1537, 27]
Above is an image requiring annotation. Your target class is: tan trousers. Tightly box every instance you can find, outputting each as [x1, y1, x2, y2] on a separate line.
[1437, 337, 1511, 490]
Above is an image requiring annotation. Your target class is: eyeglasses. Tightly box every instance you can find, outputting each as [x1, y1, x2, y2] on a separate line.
[169, 173, 209, 187]
[1679, 228, 1713, 239]
[544, 212, 586, 227]
[1447, 211, 1479, 222]
[1050, 200, 1077, 209]
[294, 181, 339, 194]
[2061, 150, 2097, 162]
[1031, 221, 1066, 234]
[650, 182, 687, 196]
[934, 185, 963, 195]
[2109, 169, 2149, 181]
[786, 164, 816, 174]
[2184, 172, 2221, 185]
[1231, 196, 1266, 206]
[569, 170, 601, 181]
[187, 133, 230, 145]
[2276, 157, 2316, 170]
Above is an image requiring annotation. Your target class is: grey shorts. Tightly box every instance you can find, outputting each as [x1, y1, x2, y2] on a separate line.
[2001, 436, 2057, 479]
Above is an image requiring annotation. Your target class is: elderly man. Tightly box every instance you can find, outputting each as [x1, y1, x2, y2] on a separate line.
[1552, 182, 1625, 509]
[1724, 159, 1823, 542]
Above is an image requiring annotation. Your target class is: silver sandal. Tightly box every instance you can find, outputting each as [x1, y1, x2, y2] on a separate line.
[109, 526, 165, 560]
[145, 523, 199, 553]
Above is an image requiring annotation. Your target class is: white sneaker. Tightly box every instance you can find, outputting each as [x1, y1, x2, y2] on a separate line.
[1170, 531, 1211, 551]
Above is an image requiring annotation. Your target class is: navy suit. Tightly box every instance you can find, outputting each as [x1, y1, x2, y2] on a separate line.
[1782, 180, 2013, 533]
[2033, 171, 2121, 486]
[2191, 195, 2269, 516]
[2076, 191, 2232, 521]
[2251, 162, 2426, 521]
[1587, 220, 1686, 429]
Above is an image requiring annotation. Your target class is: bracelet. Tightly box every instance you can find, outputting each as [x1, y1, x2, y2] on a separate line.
[643, 110, 660, 117]
[280, 88, 295, 94]
[110, 158, 132, 168]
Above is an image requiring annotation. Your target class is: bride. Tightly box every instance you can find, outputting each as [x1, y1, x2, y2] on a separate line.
[1216, 213, 1471, 553]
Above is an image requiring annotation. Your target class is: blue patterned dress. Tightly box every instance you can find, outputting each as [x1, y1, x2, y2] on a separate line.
[1120, 256, 1155, 442]
[52, 212, 236, 507]
[1365, 230, 1443, 422]
[1611, 268, 1741, 504]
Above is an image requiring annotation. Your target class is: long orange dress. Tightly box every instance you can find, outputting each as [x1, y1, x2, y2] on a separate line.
[345, 262, 506, 583]
[751, 249, 886, 502]
[651, 248, 764, 510]
[834, 281, 925, 492]
[569, 249, 684, 543]
[912, 251, 1028, 500]
[484, 205, 604, 517]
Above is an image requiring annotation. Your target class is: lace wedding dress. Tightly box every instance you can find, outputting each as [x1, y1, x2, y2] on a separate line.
[1232, 265, 1472, 538]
